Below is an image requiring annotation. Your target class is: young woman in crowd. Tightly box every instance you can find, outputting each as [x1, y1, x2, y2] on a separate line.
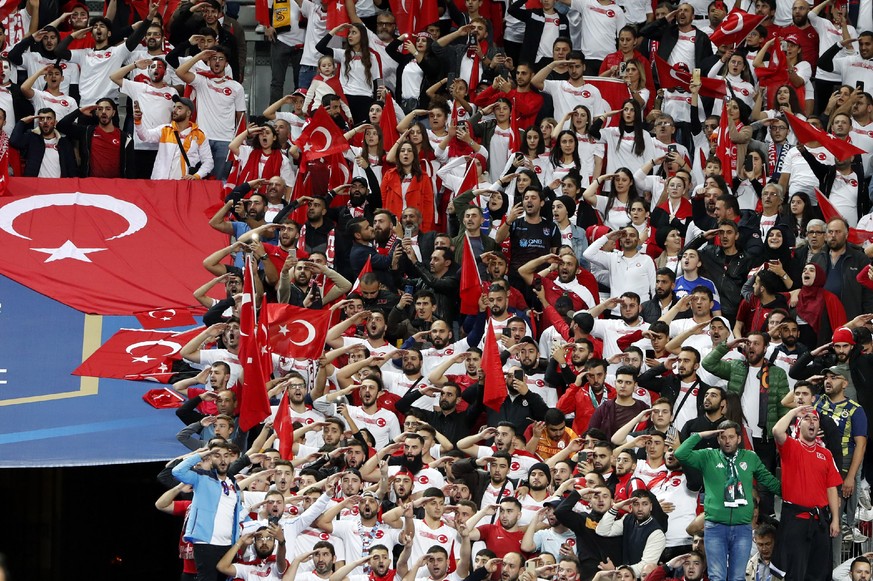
[582, 167, 641, 229]
[316, 23, 380, 122]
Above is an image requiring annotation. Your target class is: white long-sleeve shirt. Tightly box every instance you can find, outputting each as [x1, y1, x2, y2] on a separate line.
[583, 234, 657, 304]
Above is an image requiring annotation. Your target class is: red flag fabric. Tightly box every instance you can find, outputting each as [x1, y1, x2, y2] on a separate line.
[142, 387, 186, 408]
[266, 303, 331, 359]
[0, 178, 225, 315]
[653, 55, 727, 98]
[135, 308, 198, 329]
[388, 0, 438, 35]
[295, 108, 351, 164]
[716, 110, 735, 183]
[784, 111, 866, 161]
[509, 97, 521, 152]
[0, 155, 8, 197]
[482, 320, 506, 411]
[238, 256, 272, 431]
[814, 189, 873, 245]
[273, 388, 294, 459]
[709, 9, 765, 47]
[73, 328, 195, 381]
[350, 255, 373, 292]
[584, 78, 632, 123]
[654, 54, 688, 92]
[326, 0, 351, 35]
[380, 95, 401, 152]
[222, 115, 249, 198]
[458, 160, 479, 195]
[255, 0, 269, 26]
[755, 41, 789, 107]
[459, 235, 482, 315]
[700, 77, 728, 99]
[417, 0, 439, 32]
[0, 0, 20, 20]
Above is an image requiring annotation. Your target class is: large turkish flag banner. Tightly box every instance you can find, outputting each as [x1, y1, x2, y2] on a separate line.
[0, 178, 226, 315]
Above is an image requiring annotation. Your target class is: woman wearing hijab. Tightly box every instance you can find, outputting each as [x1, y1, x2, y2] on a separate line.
[743, 225, 799, 296]
[789, 263, 847, 348]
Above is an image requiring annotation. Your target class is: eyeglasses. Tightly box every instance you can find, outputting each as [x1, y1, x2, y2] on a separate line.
[807, 230, 824, 234]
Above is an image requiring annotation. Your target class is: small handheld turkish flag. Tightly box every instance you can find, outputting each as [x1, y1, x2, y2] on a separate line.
[815, 189, 873, 245]
[709, 9, 765, 47]
[380, 95, 401, 151]
[238, 255, 272, 432]
[135, 308, 198, 329]
[784, 110, 866, 161]
[459, 234, 482, 316]
[73, 328, 200, 382]
[482, 320, 507, 411]
[295, 108, 350, 164]
[273, 388, 295, 460]
[350, 255, 373, 293]
[266, 303, 331, 359]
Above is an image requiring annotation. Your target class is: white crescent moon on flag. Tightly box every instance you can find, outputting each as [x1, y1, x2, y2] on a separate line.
[289, 320, 317, 346]
[335, 162, 351, 183]
[720, 13, 744, 35]
[0, 193, 148, 241]
[312, 127, 334, 153]
[149, 309, 177, 319]
[125, 339, 183, 356]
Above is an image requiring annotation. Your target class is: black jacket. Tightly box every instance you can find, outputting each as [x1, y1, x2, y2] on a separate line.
[554, 490, 623, 581]
[636, 365, 709, 418]
[57, 110, 134, 177]
[408, 261, 460, 322]
[641, 295, 679, 324]
[685, 235, 757, 318]
[462, 382, 548, 433]
[395, 389, 476, 444]
[801, 148, 869, 220]
[449, 459, 519, 507]
[690, 196, 765, 257]
[385, 38, 443, 108]
[639, 18, 718, 75]
[507, 0, 571, 67]
[809, 245, 873, 319]
[10, 121, 78, 177]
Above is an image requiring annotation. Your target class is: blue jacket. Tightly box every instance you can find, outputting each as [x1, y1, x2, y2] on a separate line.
[172, 453, 244, 544]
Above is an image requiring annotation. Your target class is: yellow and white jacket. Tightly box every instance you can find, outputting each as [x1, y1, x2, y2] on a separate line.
[135, 120, 214, 180]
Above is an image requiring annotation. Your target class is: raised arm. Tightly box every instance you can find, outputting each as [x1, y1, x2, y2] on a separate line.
[175, 48, 213, 84]
[179, 323, 226, 363]
[532, 60, 570, 91]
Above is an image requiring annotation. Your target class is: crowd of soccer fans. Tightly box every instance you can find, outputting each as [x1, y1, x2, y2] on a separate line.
[9, 0, 873, 578]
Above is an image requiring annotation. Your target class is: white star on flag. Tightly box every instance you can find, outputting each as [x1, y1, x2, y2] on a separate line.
[32, 240, 107, 263]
